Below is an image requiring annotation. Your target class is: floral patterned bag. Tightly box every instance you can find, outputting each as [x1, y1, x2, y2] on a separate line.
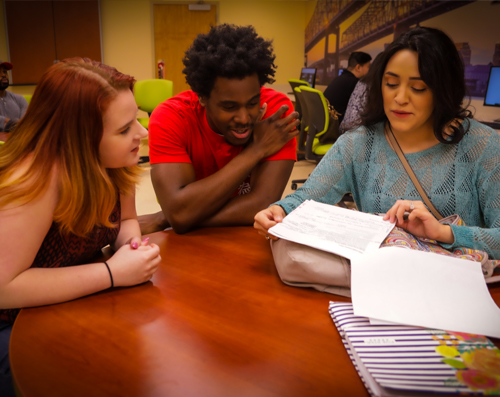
[381, 214, 500, 283]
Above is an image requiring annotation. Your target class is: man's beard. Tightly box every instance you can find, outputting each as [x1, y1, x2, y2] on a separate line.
[0, 80, 9, 90]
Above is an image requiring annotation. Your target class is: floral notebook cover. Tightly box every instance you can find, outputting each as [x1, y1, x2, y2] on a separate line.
[329, 302, 500, 396]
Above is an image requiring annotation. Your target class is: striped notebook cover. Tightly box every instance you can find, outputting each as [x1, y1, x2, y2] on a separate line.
[329, 302, 500, 396]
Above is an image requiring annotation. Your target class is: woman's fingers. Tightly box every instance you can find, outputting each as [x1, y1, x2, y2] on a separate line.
[129, 236, 142, 249]
[384, 200, 422, 223]
[254, 205, 286, 239]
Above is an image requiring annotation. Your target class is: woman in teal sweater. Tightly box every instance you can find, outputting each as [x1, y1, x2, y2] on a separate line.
[254, 27, 500, 260]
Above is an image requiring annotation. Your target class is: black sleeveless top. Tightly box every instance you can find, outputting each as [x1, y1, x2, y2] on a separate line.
[0, 200, 121, 323]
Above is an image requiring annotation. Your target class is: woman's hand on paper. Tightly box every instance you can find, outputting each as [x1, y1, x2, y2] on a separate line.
[107, 243, 161, 287]
[383, 200, 454, 244]
[254, 205, 286, 240]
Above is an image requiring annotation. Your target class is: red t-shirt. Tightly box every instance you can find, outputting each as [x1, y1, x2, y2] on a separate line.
[148, 87, 297, 186]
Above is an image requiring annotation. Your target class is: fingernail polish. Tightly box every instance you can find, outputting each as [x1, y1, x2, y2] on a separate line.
[142, 237, 150, 243]
[132, 242, 138, 249]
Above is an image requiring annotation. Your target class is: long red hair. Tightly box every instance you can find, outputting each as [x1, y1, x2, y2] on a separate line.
[0, 58, 141, 236]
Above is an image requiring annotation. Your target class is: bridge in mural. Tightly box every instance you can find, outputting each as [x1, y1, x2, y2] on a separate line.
[307, 0, 476, 83]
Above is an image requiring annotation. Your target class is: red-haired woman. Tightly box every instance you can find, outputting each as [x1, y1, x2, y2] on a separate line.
[0, 58, 161, 396]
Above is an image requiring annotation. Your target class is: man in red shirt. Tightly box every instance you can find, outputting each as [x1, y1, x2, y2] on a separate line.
[140, 24, 299, 234]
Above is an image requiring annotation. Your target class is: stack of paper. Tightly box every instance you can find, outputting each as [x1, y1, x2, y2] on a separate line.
[269, 200, 394, 260]
[330, 302, 500, 396]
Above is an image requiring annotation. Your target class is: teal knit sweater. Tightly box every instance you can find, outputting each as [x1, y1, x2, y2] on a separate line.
[275, 119, 500, 259]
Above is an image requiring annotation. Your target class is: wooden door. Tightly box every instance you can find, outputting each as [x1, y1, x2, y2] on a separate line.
[5, 0, 101, 85]
[154, 4, 216, 96]
[5, 1, 56, 84]
[52, 1, 102, 62]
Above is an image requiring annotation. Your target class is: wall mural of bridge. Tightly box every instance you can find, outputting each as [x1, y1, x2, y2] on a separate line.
[306, 0, 500, 98]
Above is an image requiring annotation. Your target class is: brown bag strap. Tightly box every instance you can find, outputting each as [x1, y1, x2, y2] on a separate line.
[385, 125, 443, 220]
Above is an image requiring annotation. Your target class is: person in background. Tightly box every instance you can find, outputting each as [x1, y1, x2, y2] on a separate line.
[339, 53, 383, 134]
[254, 27, 500, 261]
[140, 24, 299, 235]
[0, 58, 161, 397]
[323, 52, 372, 125]
[338, 79, 368, 134]
[0, 60, 28, 141]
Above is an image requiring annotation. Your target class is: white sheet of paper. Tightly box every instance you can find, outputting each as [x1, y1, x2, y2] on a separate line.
[269, 200, 394, 260]
[368, 317, 397, 326]
[351, 247, 500, 339]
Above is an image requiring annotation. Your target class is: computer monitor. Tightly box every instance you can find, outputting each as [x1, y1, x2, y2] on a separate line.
[484, 66, 500, 107]
[300, 68, 316, 88]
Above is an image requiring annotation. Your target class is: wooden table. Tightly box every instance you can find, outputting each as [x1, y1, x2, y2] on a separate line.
[10, 227, 500, 397]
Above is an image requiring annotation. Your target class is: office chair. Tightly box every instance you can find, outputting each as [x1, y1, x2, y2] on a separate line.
[290, 86, 353, 208]
[134, 79, 173, 163]
[290, 86, 333, 189]
[300, 86, 338, 162]
[288, 79, 310, 121]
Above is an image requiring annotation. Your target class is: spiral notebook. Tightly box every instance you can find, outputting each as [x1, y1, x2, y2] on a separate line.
[329, 302, 500, 396]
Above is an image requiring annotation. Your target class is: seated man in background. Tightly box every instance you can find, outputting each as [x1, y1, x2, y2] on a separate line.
[0, 60, 28, 141]
[339, 53, 383, 134]
[323, 52, 372, 125]
[140, 24, 299, 234]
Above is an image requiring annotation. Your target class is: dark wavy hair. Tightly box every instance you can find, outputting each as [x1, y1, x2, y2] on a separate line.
[361, 27, 471, 144]
[182, 24, 276, 98]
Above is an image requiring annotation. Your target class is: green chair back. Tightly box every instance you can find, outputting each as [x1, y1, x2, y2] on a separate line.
[299, 86, 330, 138]
[135, 79, 173, 129]
[134, 79, 173, 163]
[299, 86, 336, 162]
[288, 79, 310, 90]
[134, 79, 173, 116]
[22, 94, 32, 104]
[288, 79, 310, 118]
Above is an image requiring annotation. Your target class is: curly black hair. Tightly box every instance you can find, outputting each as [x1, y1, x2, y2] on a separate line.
[182, 24, 276, 98]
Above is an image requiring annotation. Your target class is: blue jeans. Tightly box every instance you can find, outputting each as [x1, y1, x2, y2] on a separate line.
[0, 320, 15, 397]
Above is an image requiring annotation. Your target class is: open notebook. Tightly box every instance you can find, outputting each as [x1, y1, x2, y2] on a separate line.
[329, 302, 500, 396]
